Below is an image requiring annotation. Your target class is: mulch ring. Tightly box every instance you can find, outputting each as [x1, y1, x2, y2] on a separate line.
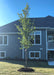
[18, 67, 34, 72]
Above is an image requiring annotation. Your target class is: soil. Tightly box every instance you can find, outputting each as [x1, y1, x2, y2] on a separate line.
[18, 67, 34, 72]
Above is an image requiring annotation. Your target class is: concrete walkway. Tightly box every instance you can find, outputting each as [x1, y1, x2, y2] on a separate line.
[48, 61, 54, 66]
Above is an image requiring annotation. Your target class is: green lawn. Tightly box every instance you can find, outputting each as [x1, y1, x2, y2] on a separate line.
[0, 60, 54, 75]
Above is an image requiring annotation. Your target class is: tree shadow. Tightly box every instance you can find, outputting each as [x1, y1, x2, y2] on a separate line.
[0, 59, 54, 68]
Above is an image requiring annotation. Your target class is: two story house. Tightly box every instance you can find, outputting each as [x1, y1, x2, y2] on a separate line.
[0, 15, 54, 61]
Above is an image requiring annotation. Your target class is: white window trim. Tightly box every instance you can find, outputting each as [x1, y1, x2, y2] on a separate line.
[0, 51, 6, 58]
[29, 51, 41, 59]
[47, 49, 54, 51]
[30, 31, 42, 45]
[0, 35, 8, 46]
[48, 35, 54, 42]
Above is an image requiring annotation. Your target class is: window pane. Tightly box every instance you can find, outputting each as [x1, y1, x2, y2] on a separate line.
[29, 35, 34, 44]
[30, 52, 34, 57]
[48, 37, 52, 41]
[52, 36, 54, 41]
[35, 52, 39, 57]
[1, 52, 5, 57]
[48, 36, 54, 42]
[4, 36, 7, 44]
[0, 36, 3, 44]
[35, 35, 40, 44]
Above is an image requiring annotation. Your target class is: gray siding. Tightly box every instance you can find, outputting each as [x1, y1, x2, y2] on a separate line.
[1, 16, 54, 60]
[48, 42, 54, 49]
[24, 29, 46, 60]
[0, 34, 22, 59]
[0, 29, 47, 60]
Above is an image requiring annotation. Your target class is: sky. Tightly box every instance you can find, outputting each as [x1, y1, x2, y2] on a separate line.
[0, 0, 54, 26]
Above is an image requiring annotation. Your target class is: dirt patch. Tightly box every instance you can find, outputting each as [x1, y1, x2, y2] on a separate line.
[18, 67, 34, 72]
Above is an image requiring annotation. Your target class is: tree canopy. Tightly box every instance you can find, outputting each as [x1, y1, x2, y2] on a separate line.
[16, 4, 35, 50]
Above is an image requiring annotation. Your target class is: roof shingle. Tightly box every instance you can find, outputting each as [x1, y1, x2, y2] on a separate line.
[0, 15, 54, 32]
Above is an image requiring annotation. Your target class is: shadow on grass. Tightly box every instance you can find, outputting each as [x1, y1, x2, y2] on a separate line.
[0, 59, 54, 68]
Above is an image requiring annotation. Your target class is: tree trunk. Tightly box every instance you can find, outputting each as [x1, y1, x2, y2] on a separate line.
[25, 49, 27, 68]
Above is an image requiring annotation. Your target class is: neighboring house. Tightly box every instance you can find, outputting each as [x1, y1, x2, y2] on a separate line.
[0, 15, 54, 61]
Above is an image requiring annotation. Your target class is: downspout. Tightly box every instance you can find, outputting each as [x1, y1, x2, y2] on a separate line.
[46, 29, 48, 60]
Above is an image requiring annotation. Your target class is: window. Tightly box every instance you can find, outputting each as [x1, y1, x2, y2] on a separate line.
[29, 51, 41, 59]
[0, 35, 8, 45]
[0, 36, 3, 44]
[1, 52, 5, 57]
[29, 35, 34, 44]
[35, 35, 40, 44]
[0, 51, 6, 58]
[35, 52, 39, 57]
[48, 36, 54, 42]
[4, 36, 7, 44]
[30, 52, 34, 57]
[29, 31, 41, 45]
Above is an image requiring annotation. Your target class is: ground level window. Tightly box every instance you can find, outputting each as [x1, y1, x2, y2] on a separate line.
[0, 51, 6, 58]
[35, 52, 39, 57]
[30, 52, 34, 57]
[29, 51, 41, 59]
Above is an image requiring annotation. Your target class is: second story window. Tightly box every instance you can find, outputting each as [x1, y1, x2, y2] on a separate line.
[29, 35, 34, 44]
[35, 35, 40, 44]
[29, 31, 41, 45]
[0, 35, 8, 45]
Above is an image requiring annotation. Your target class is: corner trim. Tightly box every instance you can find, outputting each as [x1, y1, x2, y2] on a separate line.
[46, 29, 48, 60]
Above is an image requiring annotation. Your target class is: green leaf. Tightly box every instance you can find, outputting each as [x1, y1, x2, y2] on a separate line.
[16, 4, 35, 50]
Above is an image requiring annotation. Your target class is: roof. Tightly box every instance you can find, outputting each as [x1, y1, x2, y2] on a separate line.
[0, 15, 54, 32]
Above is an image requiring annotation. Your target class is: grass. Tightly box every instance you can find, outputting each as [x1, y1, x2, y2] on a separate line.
[0, 60, 54, 75]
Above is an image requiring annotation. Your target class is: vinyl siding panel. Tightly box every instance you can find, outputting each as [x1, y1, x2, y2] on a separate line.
[48, 42, 54, 49]
[24, 29, 46, 60]
[0, 29, 46, 60]
[0, 34, 22, 59]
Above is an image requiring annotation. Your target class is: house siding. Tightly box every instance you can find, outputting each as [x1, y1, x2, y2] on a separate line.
[48, 42, 54, 49]
[1, 16, 54, 60]
[24, 29, 46, 60]
[0, 34, 22, 59]
[0, 29, 47, 60]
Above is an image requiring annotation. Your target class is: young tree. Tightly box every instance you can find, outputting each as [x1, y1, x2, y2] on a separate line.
[16, 4, 35, 68]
